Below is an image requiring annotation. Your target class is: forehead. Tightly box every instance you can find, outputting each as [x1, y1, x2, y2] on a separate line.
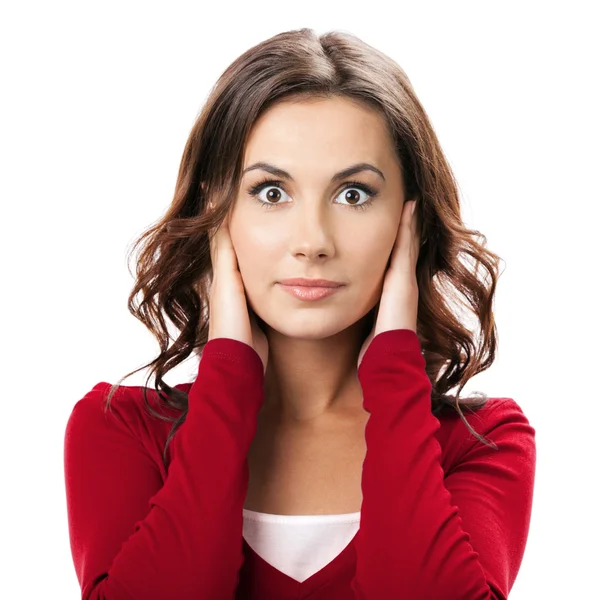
[243, 96, 396, 170]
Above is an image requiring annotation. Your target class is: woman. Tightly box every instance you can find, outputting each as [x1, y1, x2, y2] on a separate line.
[64, 27, 536, 599]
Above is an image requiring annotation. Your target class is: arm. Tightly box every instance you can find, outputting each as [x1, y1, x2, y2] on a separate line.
[352, 329, 536, 600]
[64, 338, 264, 599]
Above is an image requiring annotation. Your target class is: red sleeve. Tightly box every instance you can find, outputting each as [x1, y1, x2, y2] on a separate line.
[352, 329, 536, 600]
[63, 338, 264, 599]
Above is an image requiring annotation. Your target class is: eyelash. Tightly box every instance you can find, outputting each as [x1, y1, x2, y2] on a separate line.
[246, 177, 379, 212]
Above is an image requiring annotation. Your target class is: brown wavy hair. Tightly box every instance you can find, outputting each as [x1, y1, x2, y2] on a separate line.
[103, 27, 503, 468]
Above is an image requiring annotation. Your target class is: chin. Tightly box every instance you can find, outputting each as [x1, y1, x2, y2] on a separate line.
[259, 311, 366, 341]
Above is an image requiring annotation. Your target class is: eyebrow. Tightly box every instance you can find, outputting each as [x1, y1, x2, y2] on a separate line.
[242, 161, 386, 183]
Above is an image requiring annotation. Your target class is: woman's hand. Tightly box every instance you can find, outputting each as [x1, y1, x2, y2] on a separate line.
[202, 207, 269, 374]
[358, 199, 420, 369]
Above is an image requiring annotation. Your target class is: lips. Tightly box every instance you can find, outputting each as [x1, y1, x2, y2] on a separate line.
[278, 278, 344, 288]
[278, 284, 342, 301]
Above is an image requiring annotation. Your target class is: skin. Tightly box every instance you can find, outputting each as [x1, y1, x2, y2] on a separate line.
[227, 95, 413, 427]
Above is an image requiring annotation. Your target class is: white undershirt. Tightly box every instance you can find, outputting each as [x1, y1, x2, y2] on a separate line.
[242, 508, 361, 583]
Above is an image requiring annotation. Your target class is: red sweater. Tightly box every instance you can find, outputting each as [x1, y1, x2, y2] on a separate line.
[64, 329, 536, 599]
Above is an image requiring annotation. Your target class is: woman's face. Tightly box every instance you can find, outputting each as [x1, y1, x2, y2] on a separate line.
[228, 95, 407, 340]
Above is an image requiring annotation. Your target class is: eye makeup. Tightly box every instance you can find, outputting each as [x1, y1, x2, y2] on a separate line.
[246, 177, 379, 212]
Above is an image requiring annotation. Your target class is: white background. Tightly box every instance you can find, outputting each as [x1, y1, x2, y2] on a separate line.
[1, 1, 597, 598]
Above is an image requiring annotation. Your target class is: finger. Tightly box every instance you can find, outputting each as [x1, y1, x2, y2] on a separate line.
[208, 209, 227, 266]
[216, 215, 238, 271]
[388, 200, 418, 273]
[403, 200, 420, 252]
[210, 214, 241, 295]
[392, 200, 413, 252]
[411, 201, 421, 254]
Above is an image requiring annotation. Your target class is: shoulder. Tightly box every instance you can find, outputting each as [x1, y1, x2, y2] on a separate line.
[435, 397, 536, 473]
[64, 381, 190, 473]
[67, 381, 174, 429]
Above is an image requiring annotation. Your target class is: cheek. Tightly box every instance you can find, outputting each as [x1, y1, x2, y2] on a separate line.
[359, 228, 395, 274]
[350, 241, 388, 303]
[350, 227, 396, 308]
[229, 222, 280, 288]
[230, 212, 396, 291]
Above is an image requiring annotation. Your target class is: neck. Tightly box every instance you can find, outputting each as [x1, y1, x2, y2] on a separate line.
[259, 310, 374, 425]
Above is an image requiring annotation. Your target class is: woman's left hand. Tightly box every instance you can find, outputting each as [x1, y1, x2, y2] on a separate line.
[358, 199, 421, 369]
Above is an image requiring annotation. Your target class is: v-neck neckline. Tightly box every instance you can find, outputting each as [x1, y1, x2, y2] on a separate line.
[240, 530, 359, 596]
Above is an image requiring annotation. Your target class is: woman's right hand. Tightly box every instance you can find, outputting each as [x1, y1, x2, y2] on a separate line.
[202, 207, 269, 374]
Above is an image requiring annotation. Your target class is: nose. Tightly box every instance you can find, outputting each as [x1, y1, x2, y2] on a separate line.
[289, 200, 335, 260]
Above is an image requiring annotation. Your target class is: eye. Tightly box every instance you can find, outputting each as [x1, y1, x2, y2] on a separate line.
[247, 179, 292, 208]
[246, 178, 379, 212]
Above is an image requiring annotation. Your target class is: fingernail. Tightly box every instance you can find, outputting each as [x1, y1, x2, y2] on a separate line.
[411, 201, 416, 215]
